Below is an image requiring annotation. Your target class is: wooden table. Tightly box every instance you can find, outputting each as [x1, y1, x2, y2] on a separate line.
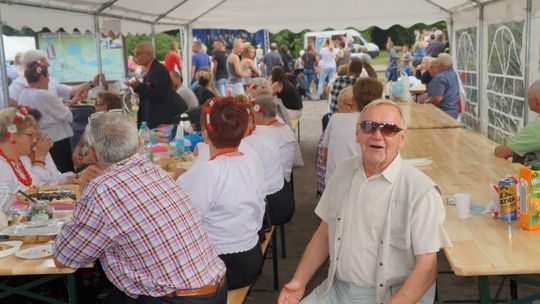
[0, 240, 93, 303]
[397, 102, 463, 130]
[402, 128, 528, 303]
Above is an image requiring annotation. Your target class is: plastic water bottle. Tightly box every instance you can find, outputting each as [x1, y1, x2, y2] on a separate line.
[175, 122, 185, 156]
[138, 121, 153, 161]
[180, 113, 194, 135]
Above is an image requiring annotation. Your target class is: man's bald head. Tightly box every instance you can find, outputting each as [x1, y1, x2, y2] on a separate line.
[528, 80, 540, 112]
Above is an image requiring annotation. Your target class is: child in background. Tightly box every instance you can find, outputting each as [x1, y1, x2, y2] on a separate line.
[386, 40, 398, 81]
[401, 44, 413, 76]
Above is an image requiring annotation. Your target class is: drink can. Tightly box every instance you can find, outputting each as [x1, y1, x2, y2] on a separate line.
[499, 178, 518, 221]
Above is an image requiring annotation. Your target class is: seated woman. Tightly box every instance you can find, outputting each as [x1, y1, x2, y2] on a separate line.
[177, 97, 265, 290]
[252, 95, 303, 184]
[0, 107, 47, 211]
[270, 66, 303, 119]
[17, 61, 84, 173]
[193, 70, 216, 106]
[72, 92, 122, 171]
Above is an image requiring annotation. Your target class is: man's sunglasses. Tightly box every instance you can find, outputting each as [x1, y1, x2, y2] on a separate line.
[358, 120, 403, 137]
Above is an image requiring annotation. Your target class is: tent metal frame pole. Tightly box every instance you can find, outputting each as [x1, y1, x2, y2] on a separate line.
[423, 0, 451, 14]
[523, 0, 532, 125]
[478, 4, 487, 135]
[96, 0, 119, 13]
[186, 0, 228, 26]
[0, 15, 9, 109]
[186, 26, 193, 85]
[0, 1, 183, 27]
[93, 15, 103, 82]
[154, 0, 189, 23]
[151, 24, 156, 51]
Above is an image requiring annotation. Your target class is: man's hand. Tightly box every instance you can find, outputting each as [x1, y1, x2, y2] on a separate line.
[278, 280, 305, 304]
[125, 78, 141, 88]
[495, 145, 514, 159]
[75, 165, 103, 189]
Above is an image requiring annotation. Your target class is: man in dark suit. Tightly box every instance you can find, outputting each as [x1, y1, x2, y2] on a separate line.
[126, 42, 187, 129]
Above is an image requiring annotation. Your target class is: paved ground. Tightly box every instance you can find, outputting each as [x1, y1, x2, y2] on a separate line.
[246, 100, 540, 303]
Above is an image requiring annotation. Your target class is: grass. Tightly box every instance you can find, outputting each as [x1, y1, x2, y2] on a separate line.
[371, 50, 389, 66]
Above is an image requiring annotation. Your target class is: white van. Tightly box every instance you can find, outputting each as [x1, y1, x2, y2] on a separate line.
[304, 29, 380, 58]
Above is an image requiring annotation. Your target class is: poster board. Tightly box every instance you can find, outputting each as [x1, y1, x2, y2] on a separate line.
[37, 34, 126, 83]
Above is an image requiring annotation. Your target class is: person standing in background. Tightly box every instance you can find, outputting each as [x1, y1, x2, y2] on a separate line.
[212, 39, 228, 96]
[191, 40, 211, 84]
[164, 41, 182, 73]
[315, 39, 338, 100]
[262, 42, 284, 78]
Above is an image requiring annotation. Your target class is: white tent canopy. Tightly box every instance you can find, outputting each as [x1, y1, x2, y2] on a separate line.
[0, 0, 480, 34]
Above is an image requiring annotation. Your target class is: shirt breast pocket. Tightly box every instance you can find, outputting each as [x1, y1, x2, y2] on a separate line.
[389, 236, 415, 270]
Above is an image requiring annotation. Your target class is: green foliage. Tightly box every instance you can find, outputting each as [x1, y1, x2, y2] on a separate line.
[126, 32, 179, 60]
[270, 29, 310, 57]
[365, 21, 447, 49]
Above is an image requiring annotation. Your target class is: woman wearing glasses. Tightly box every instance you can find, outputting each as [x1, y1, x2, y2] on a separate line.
[17, 61, 85, 173]
[72, 92, 122, 171]
[0, 107, 46, 212]
[177, 97, 266, 290]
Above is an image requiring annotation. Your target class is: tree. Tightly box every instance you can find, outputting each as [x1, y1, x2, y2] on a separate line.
[126, 32, 179, 60]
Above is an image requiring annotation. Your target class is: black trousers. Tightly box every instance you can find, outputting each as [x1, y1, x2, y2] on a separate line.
[266, 179, 295, 225]
[50, 137, 74, 173]
[103, 282, 227, 304]
[218, 242, 263, 290]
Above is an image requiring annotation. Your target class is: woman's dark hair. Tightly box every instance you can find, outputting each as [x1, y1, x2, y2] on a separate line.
[24, 61, 48, 83]
[271, 66, 295, 92]
[200, 96, 248, 149]
[362, 63, 378, 79]
[97, 92, 122, 110]
[353, 78, 384, 110]
[198, 75, 210, 87]
[27, 107, 42, 121]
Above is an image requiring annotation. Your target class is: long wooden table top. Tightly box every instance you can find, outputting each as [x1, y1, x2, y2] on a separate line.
[402, 128, 535, 276]
[0, 243, 85, 276]
[397, 102, 463, 130]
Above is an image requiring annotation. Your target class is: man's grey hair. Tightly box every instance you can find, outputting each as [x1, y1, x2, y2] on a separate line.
[528, 80, 540, 101]
[359, 99, 407, 129]
[137, 42, 155, 58]
[23, 50, 47, 66]
[434, 30, 443, 39]
[255, 95, 278, 118]
[356, 53, 372, 65]
[437, 53, 453, 69]
[86, 112, 139, 164]
[247, 77, 272, 97]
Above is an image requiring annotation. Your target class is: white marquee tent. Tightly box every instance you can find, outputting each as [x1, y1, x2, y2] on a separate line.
[0, 0, 539, 144]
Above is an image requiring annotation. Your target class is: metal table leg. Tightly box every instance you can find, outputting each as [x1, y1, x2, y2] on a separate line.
[478, 276, 490, 304]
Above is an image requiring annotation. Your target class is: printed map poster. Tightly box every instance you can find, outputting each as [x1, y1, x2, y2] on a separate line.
[38, 34, 126, 83]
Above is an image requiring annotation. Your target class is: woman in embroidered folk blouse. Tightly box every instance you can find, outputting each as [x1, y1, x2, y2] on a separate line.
[0, 107, 43, 212]
[177, 96, 266, 290]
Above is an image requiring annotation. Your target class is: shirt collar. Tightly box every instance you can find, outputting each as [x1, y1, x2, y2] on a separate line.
[143, 59, 155, 73]
[355, 152, 402, 183]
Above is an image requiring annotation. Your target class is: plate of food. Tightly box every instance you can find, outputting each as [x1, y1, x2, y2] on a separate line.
[15, 243, 53, 259]
[0, 241, 23, 258]
[16, 185, 80, 203]
[0, 219, 66, 243]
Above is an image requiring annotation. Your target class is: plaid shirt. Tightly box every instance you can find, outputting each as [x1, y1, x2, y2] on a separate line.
[53, 155, 225, 298]
[329, 75, 359, 114]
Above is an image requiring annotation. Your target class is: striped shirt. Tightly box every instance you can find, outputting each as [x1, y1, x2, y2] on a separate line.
[53, 154, 225, 298]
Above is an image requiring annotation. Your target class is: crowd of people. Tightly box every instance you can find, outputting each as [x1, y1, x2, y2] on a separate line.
[0, 27, 510, 304]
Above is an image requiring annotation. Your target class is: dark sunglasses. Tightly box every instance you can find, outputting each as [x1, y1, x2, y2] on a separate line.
[358, 120, 403, 137]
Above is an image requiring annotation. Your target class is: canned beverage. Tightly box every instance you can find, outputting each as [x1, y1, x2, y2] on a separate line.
[499, 178, 518, 221]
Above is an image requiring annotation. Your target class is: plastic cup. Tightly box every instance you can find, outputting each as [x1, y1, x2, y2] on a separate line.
[452, 193, 471, 219]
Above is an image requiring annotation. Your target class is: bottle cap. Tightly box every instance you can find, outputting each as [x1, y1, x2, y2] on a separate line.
[531, 162, 540, 171]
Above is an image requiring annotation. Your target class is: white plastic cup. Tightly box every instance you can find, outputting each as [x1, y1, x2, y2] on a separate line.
[452, 193, 471, 219]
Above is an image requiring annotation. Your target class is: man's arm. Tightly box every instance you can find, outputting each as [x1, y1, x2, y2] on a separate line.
[424, 95, 443, 105]
[278, 221, 329, 304]
[191, 64, 196, 80]
[388, 253, 438, 304]
[495, 145, 515, 159]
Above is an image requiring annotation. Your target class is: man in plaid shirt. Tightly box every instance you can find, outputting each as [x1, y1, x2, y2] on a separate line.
[53, 112, 226, 303]
[328, 58, 365, 114]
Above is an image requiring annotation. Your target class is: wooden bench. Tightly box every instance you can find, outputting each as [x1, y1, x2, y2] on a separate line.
[226, 226, 277, 304]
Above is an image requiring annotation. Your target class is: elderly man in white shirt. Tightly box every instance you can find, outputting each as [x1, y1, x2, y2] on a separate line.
[279, 99, 451, 304]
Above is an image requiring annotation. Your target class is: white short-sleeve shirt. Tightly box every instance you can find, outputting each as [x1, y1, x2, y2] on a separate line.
[322, 112, 361, 184]
[17, 88, 73, 142]
[9, 76, 71, 102]
[177, 154, 266, 255]
[269, 125, 302, 182]
[0, 157, 34, 212]
[23, 153, 74, 186]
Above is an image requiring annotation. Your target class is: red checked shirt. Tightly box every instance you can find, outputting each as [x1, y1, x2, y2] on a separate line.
[53, 155, 225, 298]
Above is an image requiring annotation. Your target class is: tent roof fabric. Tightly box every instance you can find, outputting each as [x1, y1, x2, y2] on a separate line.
[0, 0, 483, 34]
